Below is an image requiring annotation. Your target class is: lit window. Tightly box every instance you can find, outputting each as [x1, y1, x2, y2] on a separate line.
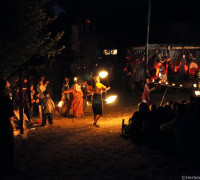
[111, 49, 117, 55]
[104, 49, 110, 55]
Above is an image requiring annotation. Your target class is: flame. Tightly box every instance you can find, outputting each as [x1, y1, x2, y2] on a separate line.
[105, 95, 117, 104]
[99, 71, 108, 78]
[58, 101, 64, 107]
[195, 90, 200, 96]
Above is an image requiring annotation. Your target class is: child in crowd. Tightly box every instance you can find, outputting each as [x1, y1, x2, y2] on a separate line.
[42, 91, 55, 126]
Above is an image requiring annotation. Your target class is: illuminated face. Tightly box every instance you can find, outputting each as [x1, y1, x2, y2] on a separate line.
[94, 76, 100, 84]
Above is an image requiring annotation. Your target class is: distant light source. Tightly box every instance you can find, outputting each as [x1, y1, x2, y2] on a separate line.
[111, 49, 118, 55]
[74, 77, 78, 82]
[99, 71, 108, 78]
[193, 84, 197, 88]
[165, 81, 169, 85]
[104, 49, 110, 55]
[180, 84, 183, 87]
[105, 95, 117, 104]
[172, 83, 175, 86]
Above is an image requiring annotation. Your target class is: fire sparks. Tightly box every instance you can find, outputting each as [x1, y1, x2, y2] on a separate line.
[105, 95, 117, 104]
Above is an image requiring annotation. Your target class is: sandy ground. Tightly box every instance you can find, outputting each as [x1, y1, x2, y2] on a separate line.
[8, 91, 200, 180]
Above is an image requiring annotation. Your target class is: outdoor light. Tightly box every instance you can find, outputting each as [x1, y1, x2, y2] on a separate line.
[180, 84, 183, 87]
[159, 80, 161, 84]
[99, 71, 108, 78]
[172, 83, 175, 86]
[58, 101, 64, 107]
[74, 77, 78, 82]
[152, 79, 155, 83]
[195, 90, 200, 96]
[193, 84, 197, 88]
[165, 81, 169, 85]
[105, 95, 117, 104]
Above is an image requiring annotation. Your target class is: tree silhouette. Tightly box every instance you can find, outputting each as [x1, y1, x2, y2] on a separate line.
[0, 0, 65, 76]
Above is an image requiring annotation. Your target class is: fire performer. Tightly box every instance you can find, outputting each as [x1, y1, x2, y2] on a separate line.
[142, 77, 156, 105]
[62, 83, 84, 118]
[92, 76, 110, 127]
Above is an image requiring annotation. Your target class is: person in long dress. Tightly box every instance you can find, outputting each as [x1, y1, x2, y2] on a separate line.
[92, 76, 110, 127]
[62, 83, 84, 118]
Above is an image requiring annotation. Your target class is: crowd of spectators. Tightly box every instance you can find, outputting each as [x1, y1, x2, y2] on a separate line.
[3, 73, 94, 131]
[122, 97, 200, 159]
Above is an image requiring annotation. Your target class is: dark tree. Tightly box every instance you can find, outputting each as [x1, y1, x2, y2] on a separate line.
[0, 0, 65, 76]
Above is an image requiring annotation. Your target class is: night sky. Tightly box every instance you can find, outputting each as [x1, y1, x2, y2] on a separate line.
[55, 0, 200, 46]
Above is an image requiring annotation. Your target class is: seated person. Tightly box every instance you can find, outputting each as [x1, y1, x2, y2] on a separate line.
[123, 102, 151, 144]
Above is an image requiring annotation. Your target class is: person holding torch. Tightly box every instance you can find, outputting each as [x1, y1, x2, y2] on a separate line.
[92, 76, 110, 127]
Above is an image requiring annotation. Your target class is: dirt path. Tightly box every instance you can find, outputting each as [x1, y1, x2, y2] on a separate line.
[9, 92, 199, 180]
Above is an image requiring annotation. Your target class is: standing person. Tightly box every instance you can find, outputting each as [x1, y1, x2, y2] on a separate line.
[0, 79, 15, 178]
[32, 92, 40, 117]
[37, 77, 49, 100]
[92, 76, 110, 127]
[134, 60, 145, 91]
[61, 76, 71, 116]
[37, 77, 49, 119]
[22, 78, 31, 121]
[41, 92, 55, 126]
[62, 83, 84, 118]
[29, 84, 35, 117]
[87, 72, 94, 86]
[142, 77, 156, 106]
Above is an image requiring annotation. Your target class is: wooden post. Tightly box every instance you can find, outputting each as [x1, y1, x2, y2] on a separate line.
[160, 87, 168, 107]
[121, 119, 125, 134]
[19, 70, 24, 134]
[26, 68, 31, 121]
